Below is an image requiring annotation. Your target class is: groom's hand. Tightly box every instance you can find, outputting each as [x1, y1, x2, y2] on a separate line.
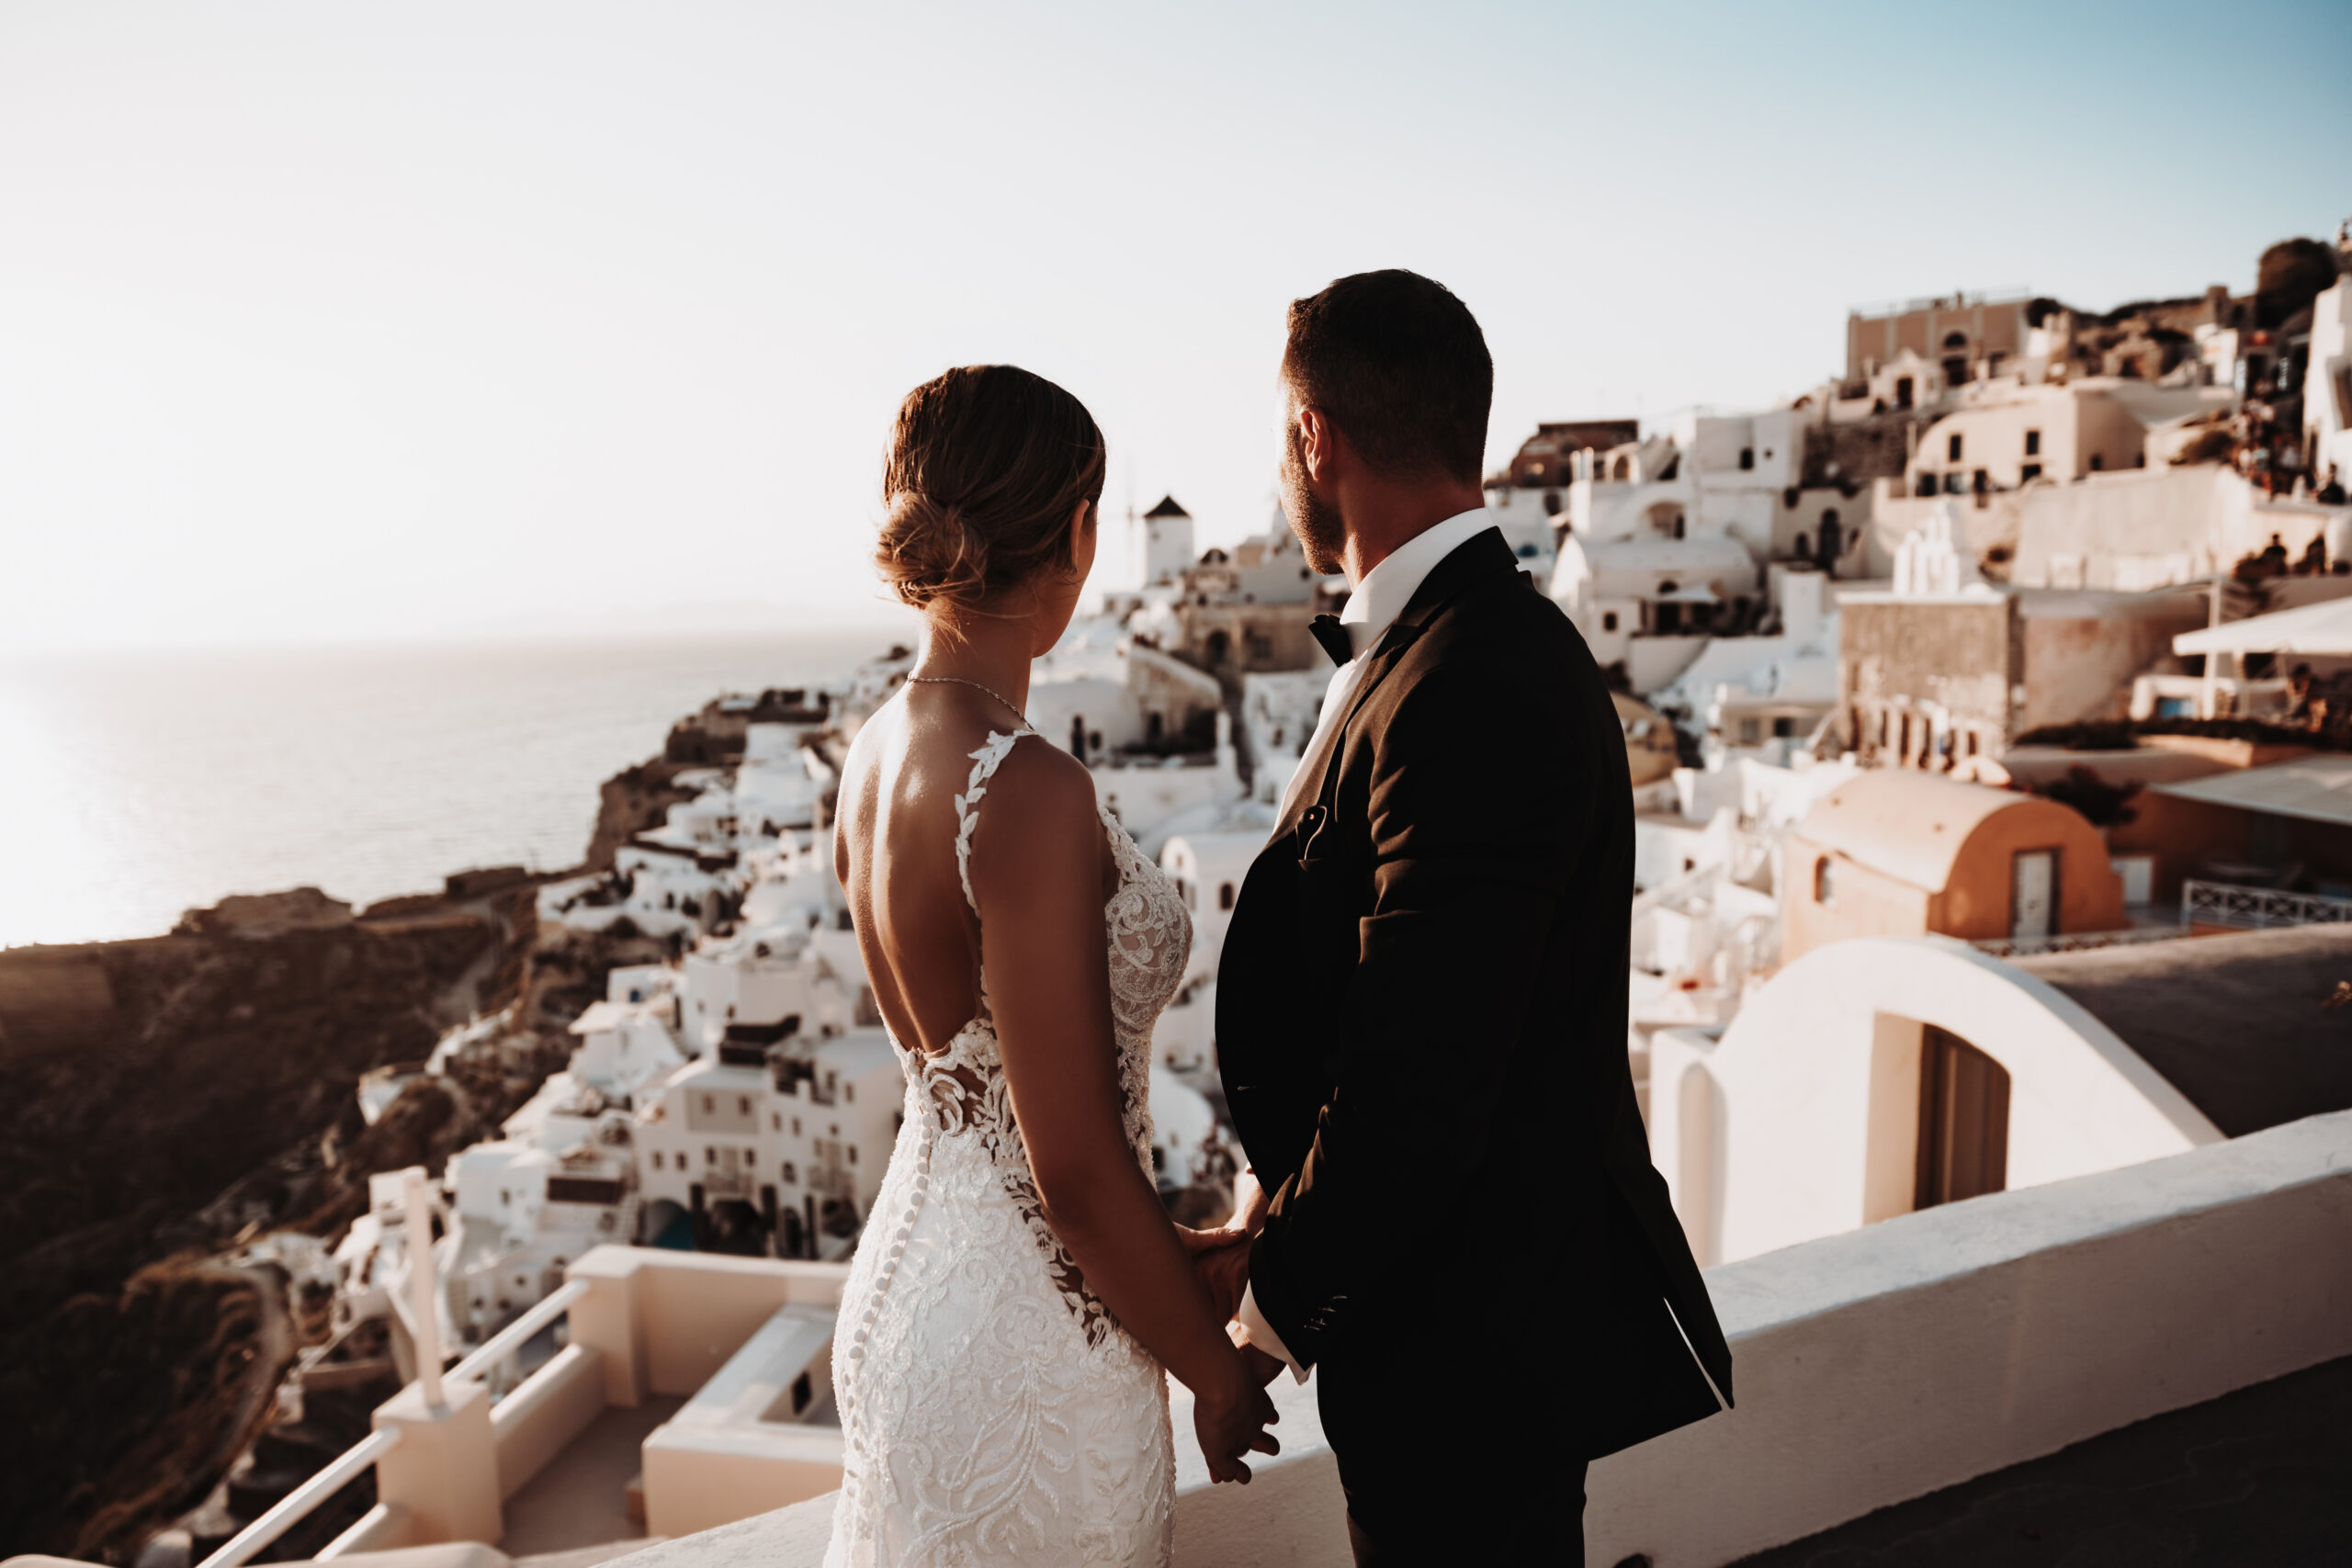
[1193, 1235, 1251, 1324]
[1227, 1167, 1272, 1235]
[1178, 1224, 1251, 1324]
[1234, 1338, 1285, 1387]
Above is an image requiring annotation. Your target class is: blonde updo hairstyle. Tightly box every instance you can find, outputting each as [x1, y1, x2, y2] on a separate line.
[877, 365, 1107, 610]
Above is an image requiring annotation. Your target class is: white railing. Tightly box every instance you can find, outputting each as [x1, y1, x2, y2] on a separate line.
[198, 1427, 402, 1568]
[1972, 924, 2182, 959]
[2181, 878, 2352, 931]
[449, 1278, 590, 1389]
[192, 1177, 597, 1568]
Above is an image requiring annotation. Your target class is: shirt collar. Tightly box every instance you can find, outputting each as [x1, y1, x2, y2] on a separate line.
[1336, 506, 1495, 649]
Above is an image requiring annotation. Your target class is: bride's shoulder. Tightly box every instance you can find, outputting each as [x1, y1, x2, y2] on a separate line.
[964, 738, 1110, 907]
[981, 731, 1093, 814]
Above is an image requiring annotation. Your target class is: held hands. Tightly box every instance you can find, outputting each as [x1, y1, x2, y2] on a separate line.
[1190, 1349, 1282, 1484]
[1177, 1169, 1283, 1482]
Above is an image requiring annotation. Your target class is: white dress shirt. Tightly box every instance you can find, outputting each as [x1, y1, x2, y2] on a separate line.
[1277, 506, 1498, 818]
[1243, 505, 1496, 1378]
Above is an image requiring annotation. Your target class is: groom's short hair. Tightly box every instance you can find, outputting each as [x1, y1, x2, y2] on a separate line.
[1283, 270, 1493, 486]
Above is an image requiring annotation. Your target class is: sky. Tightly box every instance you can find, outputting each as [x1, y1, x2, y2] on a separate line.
[2, 0, 2346, 654]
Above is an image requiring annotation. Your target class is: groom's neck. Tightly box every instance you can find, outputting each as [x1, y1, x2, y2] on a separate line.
[1337, 475, 1486, 587]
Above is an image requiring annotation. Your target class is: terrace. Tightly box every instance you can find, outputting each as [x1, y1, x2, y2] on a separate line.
[12, 1108, 2340, 1568]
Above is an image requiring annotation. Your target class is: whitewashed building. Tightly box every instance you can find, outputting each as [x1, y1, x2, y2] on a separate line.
[635, 1029, 901, 1259]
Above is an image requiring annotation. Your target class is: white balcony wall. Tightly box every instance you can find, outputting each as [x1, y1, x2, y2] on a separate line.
[582, 1108, 2352, 1568]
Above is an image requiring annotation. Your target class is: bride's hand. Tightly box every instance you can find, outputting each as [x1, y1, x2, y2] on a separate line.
[1193, 1353, 1282, 1485]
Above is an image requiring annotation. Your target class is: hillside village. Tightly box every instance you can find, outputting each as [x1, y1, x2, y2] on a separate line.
[16, 222, 2352, 1568]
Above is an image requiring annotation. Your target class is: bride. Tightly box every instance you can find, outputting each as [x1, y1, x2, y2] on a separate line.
[822, 365, 1281, 1568]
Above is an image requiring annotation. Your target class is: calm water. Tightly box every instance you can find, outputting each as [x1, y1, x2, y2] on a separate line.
[0, 631, 896, 948]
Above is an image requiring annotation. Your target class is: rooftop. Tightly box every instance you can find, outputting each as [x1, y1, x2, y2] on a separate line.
[1792, 771, 2048, 893]
[2017, 925, 2352, 1135]
[1734, 1354, 2352, 1566]
[2152, 752, 2352, 828]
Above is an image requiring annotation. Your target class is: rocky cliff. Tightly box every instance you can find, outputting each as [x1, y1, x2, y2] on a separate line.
[0, 887, 529, 1561]
[0, 744, 691, 1563]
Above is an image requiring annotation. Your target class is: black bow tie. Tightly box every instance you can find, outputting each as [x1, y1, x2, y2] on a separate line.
[1309, 614, 1353, 666]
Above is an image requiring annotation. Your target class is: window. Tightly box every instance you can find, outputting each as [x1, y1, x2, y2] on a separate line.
[1602, 612, 1620, 632]
[701, 1095, 714, 1113]
[1947, 433, 1963, 461]
[1944, 472, 1966, 495]
[1739, 717, 1760, 743]
[792, 1117, 801, 1135]
[738, 1096, 751, 1115]
[1794, 533, 1811, 558]
[1772, 716, 1797, 739]
[1916, 474, 1936, 498]
[845, 1084, 855, 1102]
[1543, 491, 1562, 516]
[1218, 882, 1235, 910]
[1738, 447, 1754, 471]
[791, 1371, 813, 1417]
[1815, 857, 1836, 906]
[773, 1112, 781, 1131]
[705, 1146, 716, 1165]
[2089, 453, 2105, 471]
[783, 1161, 797, 1182]
[2024, 429, 2041, 457]
[2021, 463, 2042, 482]
[548, 1177, 624, 1205]
[849, 1145, 858, 1164]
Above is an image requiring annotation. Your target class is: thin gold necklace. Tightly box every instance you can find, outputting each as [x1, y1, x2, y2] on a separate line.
[906, 673, 1028, 728]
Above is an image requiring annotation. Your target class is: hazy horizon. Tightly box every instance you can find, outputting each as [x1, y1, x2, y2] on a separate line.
[5, 0, 2347, 654]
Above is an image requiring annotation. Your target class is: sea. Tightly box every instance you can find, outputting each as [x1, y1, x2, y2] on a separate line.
[0, 629, 902, 949]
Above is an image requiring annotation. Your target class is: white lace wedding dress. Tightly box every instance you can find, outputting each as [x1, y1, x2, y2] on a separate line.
[823, 728, 1193, 1568]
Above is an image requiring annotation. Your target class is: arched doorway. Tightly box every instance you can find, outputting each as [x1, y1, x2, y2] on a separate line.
[1915, 1025, 2010, 1209]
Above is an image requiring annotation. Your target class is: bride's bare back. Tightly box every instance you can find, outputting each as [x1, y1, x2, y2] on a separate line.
[834, 683, 1122, 1061]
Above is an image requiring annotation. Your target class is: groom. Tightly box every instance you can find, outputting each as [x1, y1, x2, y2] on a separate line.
[1204, 270, 1735, 1564]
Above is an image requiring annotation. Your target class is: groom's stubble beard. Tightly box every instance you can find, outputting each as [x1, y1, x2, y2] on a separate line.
[1280, 421, 1347, 576]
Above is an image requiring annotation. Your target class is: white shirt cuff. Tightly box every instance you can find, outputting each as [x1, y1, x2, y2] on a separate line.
[1236, 1283, 1310, 1384]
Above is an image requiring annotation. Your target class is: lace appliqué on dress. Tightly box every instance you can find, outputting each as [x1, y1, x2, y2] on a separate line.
[824, 728, 1193, 1568]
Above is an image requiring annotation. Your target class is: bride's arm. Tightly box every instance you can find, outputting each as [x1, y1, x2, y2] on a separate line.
[972, 743, 1278, 1483]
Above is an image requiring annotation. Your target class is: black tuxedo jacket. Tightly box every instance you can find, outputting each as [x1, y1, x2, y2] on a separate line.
[1216, 525, 1733, 1461]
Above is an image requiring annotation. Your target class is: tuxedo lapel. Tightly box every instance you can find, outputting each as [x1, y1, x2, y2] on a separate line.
[1273, 526, 1520, 839]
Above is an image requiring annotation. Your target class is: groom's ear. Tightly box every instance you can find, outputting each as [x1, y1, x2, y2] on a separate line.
[1295, 404, 1338, 483]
